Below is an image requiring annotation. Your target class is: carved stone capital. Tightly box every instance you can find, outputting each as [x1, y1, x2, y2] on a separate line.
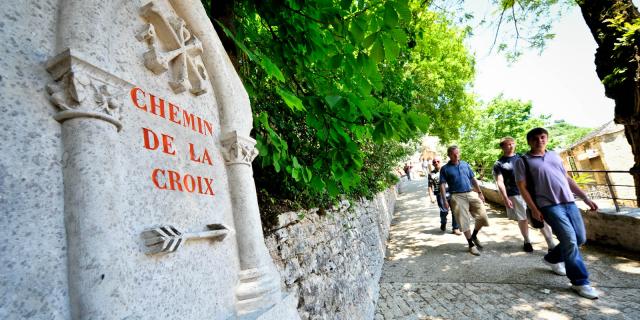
[46, 49, 132, 131]
[221, 131, 259, 166]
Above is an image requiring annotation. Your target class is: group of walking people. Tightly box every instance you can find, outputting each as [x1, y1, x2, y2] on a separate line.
[425, 127, 599, 299]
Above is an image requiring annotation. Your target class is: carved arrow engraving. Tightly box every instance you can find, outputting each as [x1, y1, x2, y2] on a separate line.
[142, 224, 230, 254]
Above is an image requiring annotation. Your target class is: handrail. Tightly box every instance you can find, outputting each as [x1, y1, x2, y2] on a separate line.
[478, 168, 638, 212]
[566, 169, 637, 211]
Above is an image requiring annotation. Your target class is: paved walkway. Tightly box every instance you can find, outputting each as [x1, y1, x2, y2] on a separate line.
[375, 178, 640, 320]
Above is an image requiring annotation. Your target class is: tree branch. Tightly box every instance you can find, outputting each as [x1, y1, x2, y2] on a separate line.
[489, 8, 507, 54]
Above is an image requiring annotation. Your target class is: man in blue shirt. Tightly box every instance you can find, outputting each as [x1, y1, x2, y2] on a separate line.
[493, 137, 556, 252]
[428, 157, 461, 235]
[515, 128, 599, 299]
[440, 146, 490, 255]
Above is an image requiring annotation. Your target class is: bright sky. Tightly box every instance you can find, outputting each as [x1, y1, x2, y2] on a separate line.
[464, 3, 620, 129]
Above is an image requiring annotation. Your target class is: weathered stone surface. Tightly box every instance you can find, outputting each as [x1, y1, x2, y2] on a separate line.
[1, 0, 294, 318]
[266, 188, 396, 319]
[0, 1, 69, 319]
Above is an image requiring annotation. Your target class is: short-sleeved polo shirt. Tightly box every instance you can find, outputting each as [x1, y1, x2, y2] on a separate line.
[514, 150, 575, 208]
[440, 160, 475, 193]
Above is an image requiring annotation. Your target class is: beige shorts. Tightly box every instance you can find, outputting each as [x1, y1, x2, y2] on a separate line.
[450, 192, 490, 232]
[506, 195, 527, 221]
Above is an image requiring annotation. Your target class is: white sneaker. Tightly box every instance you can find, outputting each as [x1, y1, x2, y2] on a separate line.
[542, 258, 566, 276]
[571, 284, 599, 299]
[469, 246, 481, 256]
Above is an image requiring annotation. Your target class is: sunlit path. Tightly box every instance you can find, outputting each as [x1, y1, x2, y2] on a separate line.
[375, 177, 640, 319]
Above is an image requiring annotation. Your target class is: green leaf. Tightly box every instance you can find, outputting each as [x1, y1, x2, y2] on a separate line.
[292, 156, 301, 168]
[215, 20, 256, 61]
[326, 180, 339, 197]
[273, 158, 281, 172]
[349, 21, 365, 42]
[260, 57, 285, 82]
[331, 121, 350, 141]
[310, 176, 325, 190]
[393, 1, 411, 21]
[383, 3, 399, 28]
[382, 35, 400, 61]
[370, 39, 385, 62]
[328, 55, 343, 69]
[391, 28, 408, 44]
[363, 32, 377, 48]
[313, 158, 323, 170]
[303, 167, 313, 183]
[276, 87, 306, 111]
[325, 95, 342, 108]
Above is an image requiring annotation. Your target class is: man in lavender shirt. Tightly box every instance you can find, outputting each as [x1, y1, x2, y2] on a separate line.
[515, 127, 600, 299]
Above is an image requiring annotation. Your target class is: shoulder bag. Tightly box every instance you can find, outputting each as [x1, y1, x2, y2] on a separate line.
[522, 156, 545, 229]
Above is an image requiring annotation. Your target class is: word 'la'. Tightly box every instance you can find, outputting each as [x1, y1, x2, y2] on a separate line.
[142, 127, 213, 166]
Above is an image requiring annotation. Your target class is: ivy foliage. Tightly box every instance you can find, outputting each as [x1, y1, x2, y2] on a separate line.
[203, 0, 476, 215]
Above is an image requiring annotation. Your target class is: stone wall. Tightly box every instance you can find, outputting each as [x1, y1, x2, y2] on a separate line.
[581, 208, 640, 253]
[265, 188, 396, 319]
[480, 183, 640, 253]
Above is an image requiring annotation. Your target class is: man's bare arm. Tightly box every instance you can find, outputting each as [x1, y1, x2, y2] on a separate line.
[495, 174, 513, 208]
[471, 177, 485, 202]
[440, 182, 449, 209]
[567, 176, 599, 211]
[427, 183, 435, 202]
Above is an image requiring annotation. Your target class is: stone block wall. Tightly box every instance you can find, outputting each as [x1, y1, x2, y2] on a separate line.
[582, 209, 640, 252]
[264, 188, 396, 319]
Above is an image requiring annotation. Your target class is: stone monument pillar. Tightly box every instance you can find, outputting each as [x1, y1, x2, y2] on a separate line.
[46, 49, 131, 318]
[170, 1, 284, 315]
[221, 132, 282, 315]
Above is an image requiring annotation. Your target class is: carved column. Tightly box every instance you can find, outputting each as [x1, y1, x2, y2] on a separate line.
[46, 49, 131, 319]
[221, 131, 281, 316]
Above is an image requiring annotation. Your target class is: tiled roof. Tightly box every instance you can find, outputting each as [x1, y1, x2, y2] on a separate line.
[568, 120, 624, 148]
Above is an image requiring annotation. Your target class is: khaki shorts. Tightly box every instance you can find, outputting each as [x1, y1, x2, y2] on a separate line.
[450, 192, 490, 232]
[506, 195, 527, 221]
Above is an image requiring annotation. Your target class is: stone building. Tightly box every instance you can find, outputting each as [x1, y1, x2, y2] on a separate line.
[417, 135, 443, 174]
[558, 121, 636, 207]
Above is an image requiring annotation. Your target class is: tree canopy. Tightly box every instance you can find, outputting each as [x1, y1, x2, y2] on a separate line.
[454, 96, 592, 180]
[203, 0, 476, 221]
[455, 96, 545, 179]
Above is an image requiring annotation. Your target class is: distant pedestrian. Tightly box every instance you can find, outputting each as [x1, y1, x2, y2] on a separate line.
[440, 146, 490, 255]
[515, 128, 599, 299]
[428, 157, 461, 235]
[404, 162, 413, 180]
[493, 137, 556, 252]
[422, 158, 430, 177]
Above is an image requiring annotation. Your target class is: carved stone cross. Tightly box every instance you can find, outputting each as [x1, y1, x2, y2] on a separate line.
[137, 1, 209, 96]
